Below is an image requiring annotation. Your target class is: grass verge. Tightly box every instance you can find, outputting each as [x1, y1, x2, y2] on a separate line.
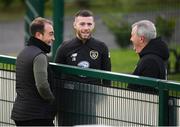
[110, 48, 180, 82]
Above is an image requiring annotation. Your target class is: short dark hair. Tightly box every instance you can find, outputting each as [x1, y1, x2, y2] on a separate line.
[30, 17, 53, 36]
[75, 9, 93, 18]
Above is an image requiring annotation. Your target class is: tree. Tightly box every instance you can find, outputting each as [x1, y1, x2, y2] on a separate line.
[0, 0, 13, 8]
[156, 16, 176, 43]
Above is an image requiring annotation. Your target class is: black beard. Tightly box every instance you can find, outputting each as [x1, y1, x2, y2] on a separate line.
[77, 33, 91, 41]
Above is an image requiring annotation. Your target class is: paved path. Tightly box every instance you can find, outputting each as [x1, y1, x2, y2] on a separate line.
[0, 16, 118, 56]
[0, 19, 24, 56]
[0, 9, 180, 56]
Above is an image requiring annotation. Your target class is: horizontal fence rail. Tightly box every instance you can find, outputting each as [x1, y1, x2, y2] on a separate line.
[0, 55, 180, 126]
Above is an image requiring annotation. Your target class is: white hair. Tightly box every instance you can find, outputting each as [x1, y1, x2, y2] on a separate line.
[132, 20, 157, 41]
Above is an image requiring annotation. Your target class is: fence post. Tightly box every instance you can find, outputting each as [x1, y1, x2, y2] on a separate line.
[52, 0, 64, 61]
[24, 0, 44, 42]
[158, 84, 169, 126]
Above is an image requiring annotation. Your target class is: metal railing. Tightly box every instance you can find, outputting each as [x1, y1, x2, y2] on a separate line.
[0, 55, 180, 126]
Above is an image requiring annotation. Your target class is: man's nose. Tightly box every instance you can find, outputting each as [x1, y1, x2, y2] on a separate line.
[130, 36, 132, 42]
[84, 24, 90, 29]
[52, 36, 55, 42]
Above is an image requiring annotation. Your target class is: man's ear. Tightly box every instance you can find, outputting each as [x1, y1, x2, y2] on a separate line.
[140, 36, 145, 42]
[73, 21, 76, 29]
[92, 22, 95, 29]
[35, 32, 42, 39]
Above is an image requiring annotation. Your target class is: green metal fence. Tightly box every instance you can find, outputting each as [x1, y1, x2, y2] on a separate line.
[0, 55, 180, 126]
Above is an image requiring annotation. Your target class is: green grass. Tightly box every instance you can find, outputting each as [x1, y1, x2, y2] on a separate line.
[168, 74, 180, 82]
[110, 48, 138, 73]
[1, 48, 180, 82]
[110, 48, 180, 82]
[0, 63, 15, 71]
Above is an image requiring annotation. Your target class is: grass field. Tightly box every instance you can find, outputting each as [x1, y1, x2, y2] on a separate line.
[110, 48, 180, 82]
[110, 48, 137, 73]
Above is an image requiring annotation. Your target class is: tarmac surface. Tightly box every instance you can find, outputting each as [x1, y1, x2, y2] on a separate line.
[0, 16, 118, 57]
[0, 9, 180, 56]
[0, 20, 24, 56]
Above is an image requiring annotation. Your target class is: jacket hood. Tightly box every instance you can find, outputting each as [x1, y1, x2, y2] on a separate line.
[139, 37, 169, 61]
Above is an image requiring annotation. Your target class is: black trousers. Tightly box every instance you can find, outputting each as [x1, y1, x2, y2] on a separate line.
[14, 119, 54, 126]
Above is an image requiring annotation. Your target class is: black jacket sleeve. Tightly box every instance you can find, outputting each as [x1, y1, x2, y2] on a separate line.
[54, 42, 66, 64]
[101, 44, 111, 86]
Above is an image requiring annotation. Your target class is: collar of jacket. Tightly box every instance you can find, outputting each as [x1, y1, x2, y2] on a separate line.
[75, 37, 93, 44]
[27, 37, 51, 53]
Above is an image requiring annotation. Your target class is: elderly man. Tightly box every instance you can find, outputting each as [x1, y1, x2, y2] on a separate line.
[128, 20, 169, 93]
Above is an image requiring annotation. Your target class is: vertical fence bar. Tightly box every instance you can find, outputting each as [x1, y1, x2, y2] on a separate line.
[158, 87, 169, 126]
[52, 0, 64, 61]
[168, 97, 177, 126]
[24, 0, 44, 42]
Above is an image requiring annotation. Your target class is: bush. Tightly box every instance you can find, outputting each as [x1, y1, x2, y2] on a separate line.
[112, 22, 131, 48]
[75, 0, 90, 9]
[103, 16, 131, 48]
[0, 0, 24, 8]
[155, 16, 176, 43]
[0, 0, 13, 8]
